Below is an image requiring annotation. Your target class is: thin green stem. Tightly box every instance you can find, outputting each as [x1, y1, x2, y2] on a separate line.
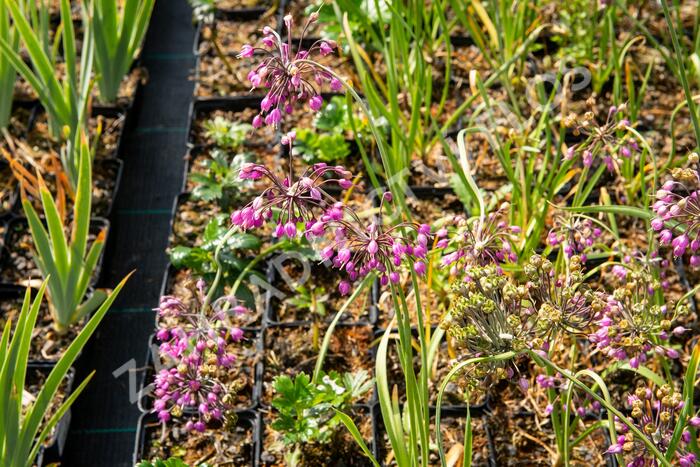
[660, 0, 700, 150]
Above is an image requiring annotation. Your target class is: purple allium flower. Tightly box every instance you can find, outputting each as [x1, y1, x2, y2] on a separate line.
[320, 192, 429, 291]
[565, 104, 637, 174]
[230, 162, 352, 237]
[587, 266, 690, 367]
[152, 283, 243, 431]
[652, 169, 700, 263]
[546, 214, 603, 262]
[607, 385, 696, 465]
[438, 205, 519, 274]
[237, 14, 342, 127]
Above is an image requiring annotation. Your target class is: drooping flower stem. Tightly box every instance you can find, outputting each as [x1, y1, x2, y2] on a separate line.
[312, 273, 374, 384]
[435, 352, 517, 467]
[529, 351, 670, 466]
[202, 226, 239, 313]
[296, 59, 410, 216]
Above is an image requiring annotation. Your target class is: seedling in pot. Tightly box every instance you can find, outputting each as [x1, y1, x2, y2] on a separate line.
[20, 134, 107, 335]
[188, 150, 257, 211]
[202, 117, 252, 152]
[169, 213, 262, 306]
[270, 370, 372, 467]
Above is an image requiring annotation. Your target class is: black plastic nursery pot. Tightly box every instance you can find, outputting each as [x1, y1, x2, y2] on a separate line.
[263, 257, 379, 326]
[28, 362, 76, 466]
[259, 322, 376, 407]
[259, 404, 376, 466]
[0, 216, 110, 288]
[372, 405, 496, 467]
[133, 410, 260, 467]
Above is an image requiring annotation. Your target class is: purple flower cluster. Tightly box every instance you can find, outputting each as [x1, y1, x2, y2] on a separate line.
[547, 214, 602, 262]
[231, 162, 352, 237]
[606, 385, 699, 466]
[316, 193, 431, 293]
[152, 288, 245, 431]
[439, 207, 519, 274]
[564, 105, 637, 173]
[652, 171, 700, 264]
[587, 280, 688, 369]
[238, 13, 342, 127]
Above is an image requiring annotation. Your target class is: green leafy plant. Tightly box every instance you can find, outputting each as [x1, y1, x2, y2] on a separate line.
[0, 0, 94, 188]
[189, 150, 255, 209]
[21, 135, 107, 335]
[271, 370, 372, 467]
[203, 117, 252, 151]
[295, 129, 350, 164]
[169, 214, 262, 305]
[0, 275, 129, 467]
[90, 0, 155, 103]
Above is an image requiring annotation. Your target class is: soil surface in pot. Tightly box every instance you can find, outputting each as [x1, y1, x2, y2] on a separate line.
[0, 292, 84, 362]
[261, 324, 374, 405]
[260, 406, 373, 466]
[141, 416, 254, 465]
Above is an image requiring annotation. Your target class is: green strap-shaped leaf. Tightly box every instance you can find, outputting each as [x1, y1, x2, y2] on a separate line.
[17, 273, 132, 463]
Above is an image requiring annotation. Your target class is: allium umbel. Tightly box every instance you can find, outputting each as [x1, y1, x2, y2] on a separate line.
[316, 192, 432, 293]
[439, 205, 519, 273]
[606, 385, 698, 466]
[153, 285, 245, 431]
[238, 14, 342, 127]
[587, 268, 689, 368]
[231, 162, 353, 237]
[652, 165, 700, 263]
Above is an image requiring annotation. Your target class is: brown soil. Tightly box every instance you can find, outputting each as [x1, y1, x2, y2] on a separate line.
[141, 415, 254, 465]
[260, 406, 374, 466]
[0, 219, 104, 285]
[261, 324, 374, 405]
[0, 290, 83, 362]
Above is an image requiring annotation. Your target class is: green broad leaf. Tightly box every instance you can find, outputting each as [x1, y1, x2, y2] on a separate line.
[315, 133, 351, 162]
[314, 96, 348, 132]
[227, 233, 262, 251]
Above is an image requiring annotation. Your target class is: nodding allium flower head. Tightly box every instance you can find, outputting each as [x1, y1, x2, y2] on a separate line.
[439, 204, 519, 273]
[441, 265, 539, 389]
[587, 267, 689, 369]
[563, 103, 637, 172]
[606, 385, 697, 466]
[524, 254, 596, 335]
[546, 214, 603, 262]
[532, 371, 602, 417]
[316, 192, 431, 294]
[230, 162, 353, 237]
[238, 14, 342, 127]
[652, 164, 700, 263]
[153, 286, 245, 431]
